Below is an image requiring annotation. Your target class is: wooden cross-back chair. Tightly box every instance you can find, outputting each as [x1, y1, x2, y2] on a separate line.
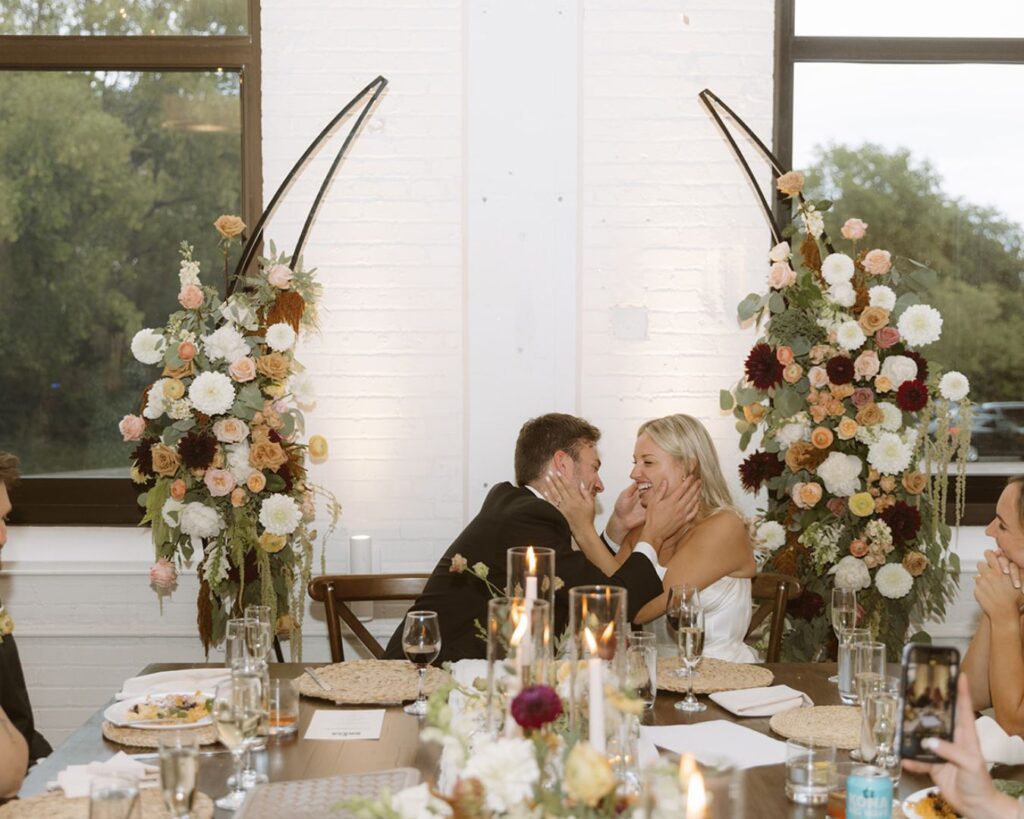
[745, 572, 803, 663]
[307, 574, 429, 662]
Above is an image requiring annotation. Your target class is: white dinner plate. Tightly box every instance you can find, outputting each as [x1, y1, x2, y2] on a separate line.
[103, 691, 213, 730]
[902, 786, 963, 819]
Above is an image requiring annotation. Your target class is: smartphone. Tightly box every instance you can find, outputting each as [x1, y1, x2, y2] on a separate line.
[898, 643, 960, 761]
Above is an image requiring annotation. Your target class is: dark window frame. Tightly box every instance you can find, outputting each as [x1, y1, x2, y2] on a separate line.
[773, 0, 1024, 525]
[3, 0, 262, 526]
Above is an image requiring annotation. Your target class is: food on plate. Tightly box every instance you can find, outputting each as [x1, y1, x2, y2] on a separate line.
[125, 692, 211, 724]
[908, 791, 961, 819]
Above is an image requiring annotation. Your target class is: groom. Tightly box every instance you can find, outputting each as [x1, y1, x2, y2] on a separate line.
[383, 413, 681, 663]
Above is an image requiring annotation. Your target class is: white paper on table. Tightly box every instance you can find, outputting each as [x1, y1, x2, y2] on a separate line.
[116, 667, 231, 700]
[304, 709, 385, 740]
[640, 720, 787, 769]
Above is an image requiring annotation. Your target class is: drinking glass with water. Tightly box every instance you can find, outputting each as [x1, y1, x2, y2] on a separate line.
[158, 731, 198, 818]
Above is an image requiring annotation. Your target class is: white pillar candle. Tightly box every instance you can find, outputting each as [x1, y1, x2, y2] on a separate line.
[525, 546, 538, 600]
[584, 627, 605, 753]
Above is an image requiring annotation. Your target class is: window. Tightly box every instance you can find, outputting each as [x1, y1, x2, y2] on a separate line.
[0, 0, 261, 524]
[774, 0, 1024, 524]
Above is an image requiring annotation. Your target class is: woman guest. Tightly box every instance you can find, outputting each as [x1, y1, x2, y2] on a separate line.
[546, 414, 758, 661]
[962, 475, 1024, 736]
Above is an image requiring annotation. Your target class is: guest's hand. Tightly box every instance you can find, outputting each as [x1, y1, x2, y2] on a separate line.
[975, 551, 1022, 620]
[639, 476, 701, 550]
[903, 675, 1018, 819]
[992, 548, 1022, 590]
[543, 470, 596, 535]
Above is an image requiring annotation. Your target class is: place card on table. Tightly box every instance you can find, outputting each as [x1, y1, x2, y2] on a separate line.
[640, 720, 787, 769]
[304, 709, 386, 740]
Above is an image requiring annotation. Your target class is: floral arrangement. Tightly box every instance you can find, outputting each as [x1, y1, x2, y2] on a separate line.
[119, 216, 339, 656]
[729, 171, 972, 660]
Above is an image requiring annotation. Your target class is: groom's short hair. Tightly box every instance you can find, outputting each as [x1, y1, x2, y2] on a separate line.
[0, 452, 19, 490]
[514, 414, 600, 486]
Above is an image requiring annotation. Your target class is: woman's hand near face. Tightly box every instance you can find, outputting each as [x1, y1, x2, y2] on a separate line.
[606, 484, 645, 544]
[992, 547, 1022, 590]
[975, 551, 1022, 620]
[638, 475, 701, 551]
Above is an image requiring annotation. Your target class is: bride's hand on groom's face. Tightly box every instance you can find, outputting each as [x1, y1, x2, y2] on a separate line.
[611, 484, 646, 532]
[543, 470, 596, 532]
[641, 476, 702, 549]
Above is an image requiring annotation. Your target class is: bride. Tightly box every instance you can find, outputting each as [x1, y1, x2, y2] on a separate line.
[545, 413, 758, 662]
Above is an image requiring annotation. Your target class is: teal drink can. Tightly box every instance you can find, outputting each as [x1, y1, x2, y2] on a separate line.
[846, 765, 893, 819]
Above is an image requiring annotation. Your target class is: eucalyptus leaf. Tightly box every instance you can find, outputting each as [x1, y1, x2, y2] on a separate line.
[738, 293, 764, 323]
[265, 472, 286, 492]
[738, 429, 752, 451]
[790, 336, 811, 356]
[908, 630, 933, 645]
[768, 292, 786, 314]
[735, 387, 762, 405]
[720, 389, 735, 411]
[775, 388, 804, 419]
[892, 292, 921, 320]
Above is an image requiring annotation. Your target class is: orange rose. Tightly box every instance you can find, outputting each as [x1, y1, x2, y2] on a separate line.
[810, 405, 829, 423]
[246, 472, 267, 493]
[903, 551, 929, 577]
[828, 399, 847, 417]
[874, 375, 893, 393]
[170, 479, 187, 500]
[902, 471, 928, 495]
[858, 306, 890, 335]
[256, 353, 290, 381]
[879, 475, 897, 493]
[795, 482, 823, 508]
[856, 403, 884, 426]
[776, 346, 795, 366]
[151, 443, 181, 477]
[867, 467, 881, 483]
[213, 214, 246, 238]
[837, 417, 859, 440]
[783, 363, 803, 384]
[830, 383, 855, 400]
[162, 361, 193, 380]
[811, 427, 834, 449]
[875, 494, 896, 513]
[849, 539, 869, 558]
[785, 441, 828, 473]
[249, 440, 288, 472]
[177, 341, 197, 362]
[230, 487, 248, 507]
[743, 404, 766, 424]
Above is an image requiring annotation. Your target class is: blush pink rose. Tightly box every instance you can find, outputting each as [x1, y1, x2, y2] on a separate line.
[228, 357, 257, 383]
[862, 249, 892, 276]
[203, 468, 236, 497]
[854, 350, 880, 380]
[768, 261, 796, 289]
[230, 487, 248, 507]
[808, 366, 829, 389]
[267, 264, 293, 289]
[170, 479, 187, 500]
[875, 326, 900, 349]
[841, 219, 868, 241]
[852, 387, 875, 408]
[177, 340, 197, 361]
[118, 414, 145, 442]
[149, 558, 178, 591]
[177, 284, 204, 310]
[768, 241, 790, 263]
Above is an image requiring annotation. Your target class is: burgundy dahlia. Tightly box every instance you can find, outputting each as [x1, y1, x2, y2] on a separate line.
[896, 379, 929, 413]
[905, 351, 929, 382]
[510, 684, 563, 730]
[745, 343, 784, 390]
[178, 430, 218, 470]
[787, 591, 825, 622]
[881, 501, 922, 544]
[825, 356, 854, 385]
[739, 450, 784, 492]
[131, 436, 159, 477]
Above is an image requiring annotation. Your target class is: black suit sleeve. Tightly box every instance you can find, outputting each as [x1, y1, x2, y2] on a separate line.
[556, 551, 663, 623]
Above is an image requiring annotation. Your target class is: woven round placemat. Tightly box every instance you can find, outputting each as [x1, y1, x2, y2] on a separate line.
[298, 660, 448, 705]
[101, 720, 219, 749]
[0, 788, 213, 818]
[769, 704, 861, 749]
[655, 657, 774, 694]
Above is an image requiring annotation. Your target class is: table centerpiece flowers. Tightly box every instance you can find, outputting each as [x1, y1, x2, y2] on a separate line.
[119, 217, 339, 656]
[729, 173, 972, 660]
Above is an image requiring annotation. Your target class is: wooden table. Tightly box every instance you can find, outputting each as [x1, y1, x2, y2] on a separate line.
[17, 662, 1013, 816]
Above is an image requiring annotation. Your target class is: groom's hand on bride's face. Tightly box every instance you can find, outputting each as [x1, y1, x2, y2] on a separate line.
[642, 476, 702, 549]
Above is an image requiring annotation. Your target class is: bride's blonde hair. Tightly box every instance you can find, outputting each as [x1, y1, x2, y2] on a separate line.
[637, 414, 738, 518]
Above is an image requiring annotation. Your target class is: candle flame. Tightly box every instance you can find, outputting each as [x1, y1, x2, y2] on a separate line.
[601, 621, 615, 643]
[526, 545, 537, 574]
[685, 771, 706, 819]
[678, 753, 699, 788]
[583, 626, 597, 654]
[510, 606, 529, 647]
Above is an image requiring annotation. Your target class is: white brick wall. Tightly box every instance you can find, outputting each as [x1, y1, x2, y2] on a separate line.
[1, 0, 988, 749]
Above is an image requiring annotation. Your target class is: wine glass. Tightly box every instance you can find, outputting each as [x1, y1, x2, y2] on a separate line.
[212, 676, 263, 812]
[158, 731, 198, 818]
[402, 610, 441, 716]
[673, 603, 706, 713]
[242, 606, 273, 758]
[829, 589, 857, 683]
[224, 617, 258, 670]
[666, 584, 700, 678]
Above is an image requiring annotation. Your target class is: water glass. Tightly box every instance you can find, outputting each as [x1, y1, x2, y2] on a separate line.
[626, 630, 657, 709]
[267, 678, 300, 736]
[402, 610, 441, 716]
[158, 731, 198, 818]
[89, 773, 141, 819]
[785, 739, 836, 805]
[837, 627, 871, 704]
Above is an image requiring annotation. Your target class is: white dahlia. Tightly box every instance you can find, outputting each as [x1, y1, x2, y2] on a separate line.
[876, 563, 913, 599]
[390, 784, 452, 819]
[878, 402, 903, 432]
[179, 502, 224, 539]
[827, 282, 857, 308]
[462, 738, 539, 814]
[776, 415, 811, 449]
[188, 371, 235, 417]
[868, 285, 897, 311]
[203, 325, 249, 364]
[755, 521, 786, 552]
[836, 320, 867, 351]
[822, 253, 855, 285]
[265, 322, 296, 352]
[226, 442, 257, 484]
[259, 494, 302, 536]
[939, 371, 970, 402]
[131, 329, 167, 365]
[143, 379, 169, 420]
[879, 355, 918, 389]
[868, 432, 913, 475]
[831, 556, 871, 591]
[897, 304, 943, 347]
[816, 452, 863, 497]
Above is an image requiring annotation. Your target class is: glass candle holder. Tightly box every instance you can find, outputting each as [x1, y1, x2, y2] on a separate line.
[486, 597, 552, 737]
[506, 546, 556, 609]
[568, 585, 628, 753]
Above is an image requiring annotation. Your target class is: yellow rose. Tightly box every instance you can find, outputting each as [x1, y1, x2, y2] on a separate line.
[837, 417, 859, 440]
[162, 379, 186, 400]
[858, 306, 890, 335]
[308, 434, 329, 462]
[151, 443, 181, 478]
[259, 532, 287, 553]
[213, 214, 246, 238]
[849, 492, 876, 517]
[256, 352, 290, 381]
[250, 440, 288, 472]
[874, 375, 893, 393]
[564, 742, 616, 807]
[903, 471, 928, 495]
[0, 611, 14, 637]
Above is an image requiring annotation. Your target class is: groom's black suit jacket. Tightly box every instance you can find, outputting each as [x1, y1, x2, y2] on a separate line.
[383, 482, 664, 664]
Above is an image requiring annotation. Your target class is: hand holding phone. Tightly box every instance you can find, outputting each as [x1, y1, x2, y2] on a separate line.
[898, 643, 960, 762]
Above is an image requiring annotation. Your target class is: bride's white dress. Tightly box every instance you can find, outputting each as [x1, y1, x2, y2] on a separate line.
[657, 575, 757, 663]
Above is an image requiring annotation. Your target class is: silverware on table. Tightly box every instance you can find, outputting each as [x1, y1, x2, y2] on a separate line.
[304, 667, 330, 691]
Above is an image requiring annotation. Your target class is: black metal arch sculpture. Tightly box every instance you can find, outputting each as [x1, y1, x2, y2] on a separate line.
[698, 88, 833, 253]
[228, 74, 389, 294]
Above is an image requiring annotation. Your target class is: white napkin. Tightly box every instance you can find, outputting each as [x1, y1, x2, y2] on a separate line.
[53, 752, 158, 798]
[640, 720, 788, 769]
[448, 659, 489, 690]
[116, 667, 231, 700]
[709, 685, 813, 717]
[976, 715, 1024, 766]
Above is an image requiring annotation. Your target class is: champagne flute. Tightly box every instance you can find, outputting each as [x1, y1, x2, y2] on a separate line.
[243, 606, 273, 756]
[402, 611, 441, 716]
[224, 617, 258, 670]
[213, 676, 263, 812]
[829, 589, 856, 683]
[666, 584, 700, 678]
[674, 603, 706, 713]
[158, 731, 198, 818]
